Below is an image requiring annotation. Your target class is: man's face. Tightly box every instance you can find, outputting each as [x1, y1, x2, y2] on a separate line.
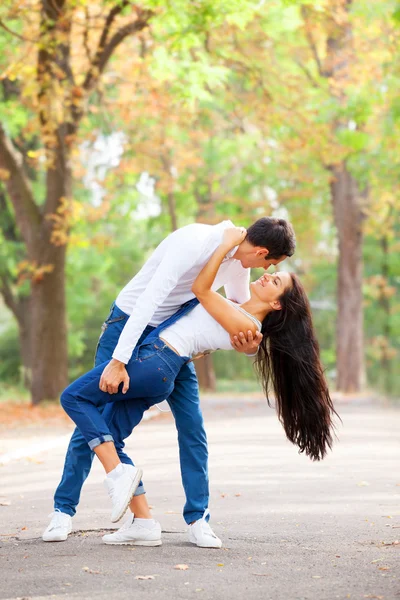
[241, 252, 288, 270]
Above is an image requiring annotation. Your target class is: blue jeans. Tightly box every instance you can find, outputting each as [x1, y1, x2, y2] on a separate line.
[54, 302, 209, 524]
[61, 341, 189, 448]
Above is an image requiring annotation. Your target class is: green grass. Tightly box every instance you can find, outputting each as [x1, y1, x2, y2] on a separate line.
[0, 384, 30, 404]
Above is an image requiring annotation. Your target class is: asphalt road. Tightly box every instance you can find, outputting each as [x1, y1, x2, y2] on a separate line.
[1, 397, 399, 600]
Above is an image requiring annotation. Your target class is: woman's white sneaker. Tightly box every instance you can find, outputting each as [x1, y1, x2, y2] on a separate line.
[42, 510, 72, 542]
[188, 510, 222, 548]
[102, 514, 162, 546]
[104, 463, 143, 523]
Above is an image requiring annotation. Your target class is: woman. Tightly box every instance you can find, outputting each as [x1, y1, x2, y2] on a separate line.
[60, 227, 336, 528]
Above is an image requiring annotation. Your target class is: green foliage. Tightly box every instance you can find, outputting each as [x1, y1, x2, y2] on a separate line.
[0, 0, 399, 400]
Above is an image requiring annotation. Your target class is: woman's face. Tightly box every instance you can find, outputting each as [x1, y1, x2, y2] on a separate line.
[250, 271, 292, 308]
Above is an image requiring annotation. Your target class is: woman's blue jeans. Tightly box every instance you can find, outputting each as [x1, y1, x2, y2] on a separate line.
[61, 341, 188, 450]
[54, 302, 209, 525]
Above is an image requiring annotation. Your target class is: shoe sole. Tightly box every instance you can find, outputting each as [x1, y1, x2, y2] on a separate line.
[42, 527, 72, 542]
[188, 533, 222, 548]
[111, 468, 143, 523]
[189, 541, 222, 548]
[102, 539, 162, 546]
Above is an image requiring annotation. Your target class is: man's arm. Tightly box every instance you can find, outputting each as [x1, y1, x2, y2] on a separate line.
[100, 233, 207, 394]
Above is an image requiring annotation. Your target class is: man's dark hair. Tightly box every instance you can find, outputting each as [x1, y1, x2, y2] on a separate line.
[246, 217, 296, 259]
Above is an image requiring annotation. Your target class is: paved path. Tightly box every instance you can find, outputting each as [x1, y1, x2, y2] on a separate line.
[1, 397, 399, 600]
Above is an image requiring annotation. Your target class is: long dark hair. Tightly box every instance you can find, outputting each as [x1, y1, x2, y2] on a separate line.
[254, 273, 338, 461]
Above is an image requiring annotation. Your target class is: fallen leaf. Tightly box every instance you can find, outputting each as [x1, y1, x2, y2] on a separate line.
[195, 589, 203, 592]
[364, 596, 384, 599]
[357, 481, 370, 487]
[217, 563, 224, 567]
[134, 575, 155, 580]
[220, 493, 227, 498]
[82, 567, 100, 574]
[312, 575, 322, 579]
[235, 493, 241, 497]
[382, 540, 399, 546]
[371, 559, 384, 564]
[0, 501, 11, 506]
[21, 527, 27, 531]
[174, 564, 189, 571]
[378, 566, 390, 571]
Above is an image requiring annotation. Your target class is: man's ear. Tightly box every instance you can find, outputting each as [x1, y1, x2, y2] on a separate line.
[255, 247, 269, 258]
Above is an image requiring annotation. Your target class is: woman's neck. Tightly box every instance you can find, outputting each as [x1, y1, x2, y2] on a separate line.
[238, 298, 272, 323]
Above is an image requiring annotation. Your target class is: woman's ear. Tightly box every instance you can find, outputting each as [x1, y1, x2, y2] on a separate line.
[270, 300, 282, 311]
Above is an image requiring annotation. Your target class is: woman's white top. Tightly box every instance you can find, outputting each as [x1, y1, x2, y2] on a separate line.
[160, 299, 262, 358]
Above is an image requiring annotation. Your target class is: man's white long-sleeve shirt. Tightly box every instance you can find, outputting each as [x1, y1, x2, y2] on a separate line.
[112, 220, 250, 364]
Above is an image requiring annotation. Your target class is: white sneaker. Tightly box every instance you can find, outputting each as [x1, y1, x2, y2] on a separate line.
[42, 510, 72, 542]
[104, 464, 143, 523]
[102, 513, 162, 546]
[188, 509, 222, 548]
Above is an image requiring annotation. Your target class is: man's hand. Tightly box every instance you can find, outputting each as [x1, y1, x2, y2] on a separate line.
[99, 358, 130, 394]
[230, 330, 263, 355]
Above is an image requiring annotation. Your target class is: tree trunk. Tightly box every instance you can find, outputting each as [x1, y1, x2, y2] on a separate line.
[194, 354, 217, 392]
[30, 157, 71, 404]
[30, 243, 68, 404]
[167, 191, 178, 231]
[16, 296, 32, 387]
[380, 235, 392, 392]
[330, 164, 364, 392]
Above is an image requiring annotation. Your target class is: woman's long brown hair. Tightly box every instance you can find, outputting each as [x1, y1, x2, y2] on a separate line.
[255, 274, 338, 461]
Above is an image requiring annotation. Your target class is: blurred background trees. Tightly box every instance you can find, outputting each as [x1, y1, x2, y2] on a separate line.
[0, 0, 398, 404]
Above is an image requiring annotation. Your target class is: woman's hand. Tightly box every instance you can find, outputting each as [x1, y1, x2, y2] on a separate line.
[222, 227, 247, 250]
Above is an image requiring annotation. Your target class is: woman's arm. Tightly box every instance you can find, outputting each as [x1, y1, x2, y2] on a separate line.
[192, 228, 257, 337]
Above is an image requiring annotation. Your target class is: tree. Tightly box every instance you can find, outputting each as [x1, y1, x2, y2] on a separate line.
[0, 1, 153, 403]
[0, 0, 258, 403]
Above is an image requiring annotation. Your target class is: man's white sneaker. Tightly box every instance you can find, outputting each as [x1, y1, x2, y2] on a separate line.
[42, 510, 72, 542]
[188, 510, 222, 548]
[104, 463, 143, 523]
[102, 513, 162, 546]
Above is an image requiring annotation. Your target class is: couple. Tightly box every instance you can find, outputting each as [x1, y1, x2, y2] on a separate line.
[43, 217, 336, 548]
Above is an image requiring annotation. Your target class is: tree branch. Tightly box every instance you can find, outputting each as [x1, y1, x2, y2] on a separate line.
[294, 58, 321, 88]
[0, 122, 41, 249]
[0, 19, 39, 43]
[0, 185, 20, 242]
[0, 274, 20, 319]
[83, 8, 154, 93]
[301, 6, 326, 77]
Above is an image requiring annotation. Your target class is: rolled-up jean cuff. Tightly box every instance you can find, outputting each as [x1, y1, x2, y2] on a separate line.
[133, 486, 146, 497]
[88, 434, 114, 451]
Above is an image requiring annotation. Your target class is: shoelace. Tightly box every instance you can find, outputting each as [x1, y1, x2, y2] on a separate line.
[47, 510, 68, 530]
[105, 478, 117, 502]
[199, 509, 217, 538]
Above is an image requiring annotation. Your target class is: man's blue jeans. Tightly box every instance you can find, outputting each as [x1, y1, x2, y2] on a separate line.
[54, 304, 209, 524]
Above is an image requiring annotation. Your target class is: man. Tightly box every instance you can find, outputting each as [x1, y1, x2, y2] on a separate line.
[43, 217, 295, 547]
